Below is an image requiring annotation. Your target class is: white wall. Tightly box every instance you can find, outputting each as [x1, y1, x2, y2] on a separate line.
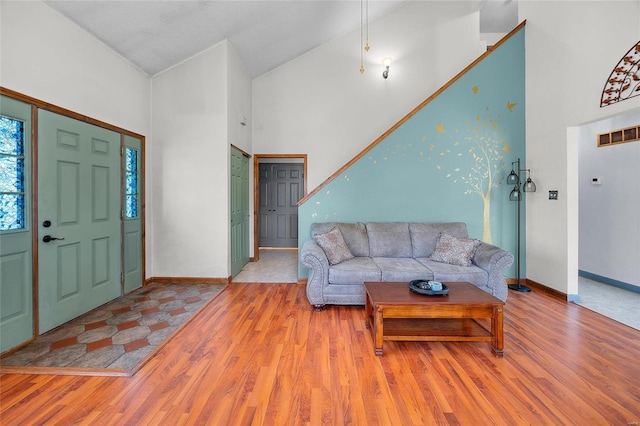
[151, 42, 230, 278]
[0, 1, 150, 136]
[226, 44, 254, 258]
[227, 44, 252, 153]
[252, 1, 482, 190]
[578, 109, 640, 287]
[520, 0, 640, 296]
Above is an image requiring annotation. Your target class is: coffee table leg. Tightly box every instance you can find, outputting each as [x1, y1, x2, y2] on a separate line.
[365, 294, 371, 329]
[492, 306, 504, 357]
[374, 306, 384, 356]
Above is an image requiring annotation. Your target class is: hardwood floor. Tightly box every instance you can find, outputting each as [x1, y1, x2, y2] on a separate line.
[1, 283, 639, 425]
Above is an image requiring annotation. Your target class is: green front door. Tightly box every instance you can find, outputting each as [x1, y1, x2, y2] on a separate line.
[0, 96, 33, 353]
[37, 110, 122, 333]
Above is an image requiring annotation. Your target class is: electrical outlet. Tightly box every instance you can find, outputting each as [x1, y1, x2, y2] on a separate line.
[549, 190, 558, 200]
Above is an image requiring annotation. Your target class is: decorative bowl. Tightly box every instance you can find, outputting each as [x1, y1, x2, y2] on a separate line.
[409, 280, 449, 296]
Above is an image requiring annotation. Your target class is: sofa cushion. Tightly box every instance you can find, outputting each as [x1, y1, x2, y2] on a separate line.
[373, 257, 434, 282]
[311, 222, 369, 257]
[409, 222, 469, 258]
[329, 257, 381, 284]
[337, 223, 370, 257]
[429, 232, 480, 267]
[313, 227, 354, 265]
[417, 258, 488, 287]
[367, 222, 412, 258]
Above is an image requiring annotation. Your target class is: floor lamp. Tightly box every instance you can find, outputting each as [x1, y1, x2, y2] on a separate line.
[507, 158, 536, 292]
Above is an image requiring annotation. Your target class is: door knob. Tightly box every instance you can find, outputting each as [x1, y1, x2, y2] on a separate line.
[43, 235, 65, 243]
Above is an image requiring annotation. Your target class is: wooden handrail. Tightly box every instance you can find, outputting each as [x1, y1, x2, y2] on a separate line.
[298, 20, 527, 206]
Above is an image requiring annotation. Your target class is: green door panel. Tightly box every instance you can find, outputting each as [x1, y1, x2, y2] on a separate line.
[0, 96, 33, 353]
[123, 135, 143, 293]
[38, 110, 121, 333]
[230, 147, 250, 277]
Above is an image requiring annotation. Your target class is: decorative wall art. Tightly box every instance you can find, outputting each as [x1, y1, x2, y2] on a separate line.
[600, 40, 640, 107]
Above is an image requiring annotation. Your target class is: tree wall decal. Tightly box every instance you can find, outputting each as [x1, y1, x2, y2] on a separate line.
[431, 103, 512, 244]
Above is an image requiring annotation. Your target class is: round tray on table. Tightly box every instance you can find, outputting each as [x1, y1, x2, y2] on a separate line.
[409, 280, 449, 296]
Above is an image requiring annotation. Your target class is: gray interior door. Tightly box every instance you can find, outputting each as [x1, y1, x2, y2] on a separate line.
[38, 110, 122, 333]
[258, 163, 304, 248]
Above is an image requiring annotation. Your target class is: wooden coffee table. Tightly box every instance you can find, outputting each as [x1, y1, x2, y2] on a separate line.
[364, 281, 504, 357]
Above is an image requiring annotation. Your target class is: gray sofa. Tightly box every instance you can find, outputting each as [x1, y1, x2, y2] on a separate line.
[300, 222, 514, 310]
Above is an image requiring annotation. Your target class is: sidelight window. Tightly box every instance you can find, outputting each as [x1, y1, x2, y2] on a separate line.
[0, 116, 26, 231]
[124, 147, 138, 219]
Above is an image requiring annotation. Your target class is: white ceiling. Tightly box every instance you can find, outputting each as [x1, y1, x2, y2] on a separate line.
[43, 0, 518, 78]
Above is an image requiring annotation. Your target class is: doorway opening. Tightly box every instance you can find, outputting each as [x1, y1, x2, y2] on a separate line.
[253, 154, 306, 265]
[570, 107, 640, 330]
[231, 248, 298, 283]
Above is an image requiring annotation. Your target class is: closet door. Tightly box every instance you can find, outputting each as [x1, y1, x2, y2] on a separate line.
[230, 147, 250, 277]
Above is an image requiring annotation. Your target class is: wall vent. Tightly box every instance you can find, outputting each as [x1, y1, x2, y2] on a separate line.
[597, 124, 640, 147]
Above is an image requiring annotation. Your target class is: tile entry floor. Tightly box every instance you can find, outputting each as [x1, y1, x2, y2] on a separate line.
[233, 248, 298, 283]
[1, 283, 225, 372]
[576, 276, 640, 331]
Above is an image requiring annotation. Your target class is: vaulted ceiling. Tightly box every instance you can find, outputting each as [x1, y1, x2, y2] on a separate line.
[43, 1, 518, 78]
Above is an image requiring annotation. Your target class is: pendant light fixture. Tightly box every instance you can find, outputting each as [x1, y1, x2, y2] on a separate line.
[360, 0, 369, 74]
[364, 0, 369, 53]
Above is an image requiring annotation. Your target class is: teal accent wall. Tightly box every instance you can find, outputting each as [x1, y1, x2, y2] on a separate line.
[299, 27, 526, 278]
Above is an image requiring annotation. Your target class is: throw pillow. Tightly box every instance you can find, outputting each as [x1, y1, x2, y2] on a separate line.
[429, 232, 480, 267]
[313, 227, 354, 265]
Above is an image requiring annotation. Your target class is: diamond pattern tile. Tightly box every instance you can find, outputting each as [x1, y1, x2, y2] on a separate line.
[0, 283, 226, 371]
[87, 338, 113, 352]
[77, 326, 118, 344]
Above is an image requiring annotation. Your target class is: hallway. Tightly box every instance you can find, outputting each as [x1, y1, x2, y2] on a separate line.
[232, 249, 298, 283]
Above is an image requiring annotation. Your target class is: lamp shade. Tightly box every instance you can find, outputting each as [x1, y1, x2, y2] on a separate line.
[506, 170, 518, 185]
[509, 187, 521, 201]
[524, 177, 536, 192]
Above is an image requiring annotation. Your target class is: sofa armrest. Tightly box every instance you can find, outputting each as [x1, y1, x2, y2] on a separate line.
[473, 242, 514, 302]
[300, 239, 330, 308]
